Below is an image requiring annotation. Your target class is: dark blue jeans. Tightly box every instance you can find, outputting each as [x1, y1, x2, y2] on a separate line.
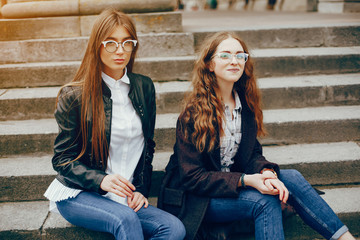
[56, 191, 185, 240]
[203, 169, 348, 240]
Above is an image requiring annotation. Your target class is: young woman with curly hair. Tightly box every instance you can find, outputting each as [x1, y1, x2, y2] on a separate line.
[158, 31, 355, 240]
[44, 9, 185, 240]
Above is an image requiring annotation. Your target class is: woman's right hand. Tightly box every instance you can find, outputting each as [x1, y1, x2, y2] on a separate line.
[243, 173, 288, 203]
[100, 174, 136, 198]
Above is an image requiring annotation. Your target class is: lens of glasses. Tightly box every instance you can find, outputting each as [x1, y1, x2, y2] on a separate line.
[122, 40, 136, 52]
[235, 53, 248, 62]
[104, 41, 118, 53]
[219, 52, 231, 59]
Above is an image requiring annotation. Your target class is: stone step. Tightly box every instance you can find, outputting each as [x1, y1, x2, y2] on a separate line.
[154, 73, 360, 112]
[193, 24, 360, 50]
[0, 186, 359, 239]
[0, 32, 194, 64]
[1, 105, 359, 156]
[181, 10, 360, 33]
[1, 23, 359, 64]
[1, 141, 359, 202]
[1, 46, 360, 88]
[2, 73, 359, 120]
[0, 11, 182, 41]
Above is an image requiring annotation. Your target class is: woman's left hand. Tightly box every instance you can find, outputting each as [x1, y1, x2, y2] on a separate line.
[127, 192, 149, 212]
[264, 178, 289, 203]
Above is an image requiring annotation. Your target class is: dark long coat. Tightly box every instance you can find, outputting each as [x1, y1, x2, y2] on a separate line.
[157, 87, 280, 240]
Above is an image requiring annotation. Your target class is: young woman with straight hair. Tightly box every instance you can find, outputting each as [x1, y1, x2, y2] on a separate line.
[158, 31, 355, 240]
[44, 8, 185, 240]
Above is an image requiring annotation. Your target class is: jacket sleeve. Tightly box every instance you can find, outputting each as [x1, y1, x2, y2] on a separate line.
[176, 120, 242, 198]
[52, 87, 107, 194]
[133, 77, 156, 197]
[244, 139, 280, 176]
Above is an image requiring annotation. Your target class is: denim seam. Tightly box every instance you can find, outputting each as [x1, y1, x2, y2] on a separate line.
[264, 205, 268, 240]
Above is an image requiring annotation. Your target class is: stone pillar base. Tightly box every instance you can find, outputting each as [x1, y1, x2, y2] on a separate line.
[1, 0, 177, 19]
[307, 0, 318, 11]
[318, 0, 360, 13]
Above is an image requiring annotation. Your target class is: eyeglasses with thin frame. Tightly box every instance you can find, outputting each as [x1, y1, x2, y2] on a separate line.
[213, 52, 249, 63]
[101, 40, 137, 53]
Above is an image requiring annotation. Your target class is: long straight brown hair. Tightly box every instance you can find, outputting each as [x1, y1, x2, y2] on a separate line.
[57, 9, 138, 169]
[180, 31, 265, 153]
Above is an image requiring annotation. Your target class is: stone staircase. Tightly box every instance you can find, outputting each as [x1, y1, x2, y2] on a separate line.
[0, 10, 360, 240]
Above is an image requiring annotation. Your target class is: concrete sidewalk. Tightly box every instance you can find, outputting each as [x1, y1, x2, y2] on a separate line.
[181, 10, 360, 31]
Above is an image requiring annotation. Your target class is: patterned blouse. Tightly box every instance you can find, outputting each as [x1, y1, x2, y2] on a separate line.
[220, 91, 242, 172]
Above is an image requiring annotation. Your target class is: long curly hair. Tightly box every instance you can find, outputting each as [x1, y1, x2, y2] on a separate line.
[57, 9, 139, 169]
[180, 31, 265, 153]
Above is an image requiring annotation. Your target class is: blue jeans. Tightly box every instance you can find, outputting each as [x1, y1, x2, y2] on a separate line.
[203, 169, 348, 240]
[56, 191, 185, 240]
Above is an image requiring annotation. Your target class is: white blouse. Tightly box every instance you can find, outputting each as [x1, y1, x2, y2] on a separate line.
[44, 69, 145, 212]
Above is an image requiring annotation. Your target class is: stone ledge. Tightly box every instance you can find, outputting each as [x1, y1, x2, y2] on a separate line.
[0, 141, 359, 202]
[1, 73, 359, 120]
[193, 25, 360, 50]
[1, 105, 360, 154]
[1, 187, 359, 239]
[0, 32, 193, 64]
[1, 46, 360, 88]
[0, 11, 182, 41]
[1, 0, 177, 19]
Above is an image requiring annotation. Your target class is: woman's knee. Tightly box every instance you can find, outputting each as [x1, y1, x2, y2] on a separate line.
[160, 214, 186, 239]
[280, 169, 304, 183]
[111, 208, 143, 239]
[113, 207, 140, 227]
[280, 169, 306, 186]
[254, 194, 282, 217]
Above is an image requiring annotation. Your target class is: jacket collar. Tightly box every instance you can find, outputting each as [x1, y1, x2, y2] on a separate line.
[101, 71, 140, 106]
[101, 69, 132, 98]
[101, 69, 130, 87]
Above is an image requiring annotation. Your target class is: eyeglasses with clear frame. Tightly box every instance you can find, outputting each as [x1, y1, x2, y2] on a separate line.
[213, 52, 249, 63]
[101, 40, 138, 53]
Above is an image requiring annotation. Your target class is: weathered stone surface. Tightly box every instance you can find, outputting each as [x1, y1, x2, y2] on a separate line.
[80, 12, 182, 36]
[0, 12, 182, 41]
[2, 73, 359, 120]
[2, 46, 359, 88]
[1, 0, 79, 18]
[1, 106, 359, 156]
[252, 47, 360, 78]
[0, 62, 79, 88]
[2, 187, 360, 239]
[193, 25, 360, 50]
[79, 0, 177, 15]
[1, 0, 177, 18]
[318, 0, 360, 13]
[344, 1, 360, 12]
[0, 16, 81, 41]
[0, 201, 48, 231]
[0, 32, 193, 64]
[1, 141, 360, 202]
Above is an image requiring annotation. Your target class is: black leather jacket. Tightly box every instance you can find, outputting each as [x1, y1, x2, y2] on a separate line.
[52, 72, 156, 197]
